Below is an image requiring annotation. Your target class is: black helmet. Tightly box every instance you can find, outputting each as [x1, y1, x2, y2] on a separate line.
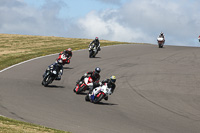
[95, 67, 101, 74]
[57, 59, 63, 66]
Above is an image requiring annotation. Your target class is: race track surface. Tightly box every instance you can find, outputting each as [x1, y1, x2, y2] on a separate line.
[1, 44, 200, 133]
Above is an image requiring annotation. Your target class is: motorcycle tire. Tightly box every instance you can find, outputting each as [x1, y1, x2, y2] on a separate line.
[93, 93, 104, 104]
[76, 84, 86, 94]
[85, 94, 90, 102]
[158, 43, 163, 48]
[42, 75, 52, 87]
[89, 50, 93, 58]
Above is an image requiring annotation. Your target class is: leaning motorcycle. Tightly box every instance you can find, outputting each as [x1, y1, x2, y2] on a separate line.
[57, 54, 70, 65]
[42, 68, 58, 87]
[85, 84, 111, 104]
[89, 45, 100, 58]
[157, 37, 165, 48]
[73, 77, 94, 94]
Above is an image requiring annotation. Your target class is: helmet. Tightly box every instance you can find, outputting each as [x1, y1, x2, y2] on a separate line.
[160, 32, 163, 35]
[67, 48, 72, 52]
[95, 67, 101, 74]
[57, 59, 63, 66]
[110, 76, 116, 83]
[95, 37, 99, 40]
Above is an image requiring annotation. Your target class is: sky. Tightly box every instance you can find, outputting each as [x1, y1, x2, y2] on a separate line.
[0, 0, 200, 46]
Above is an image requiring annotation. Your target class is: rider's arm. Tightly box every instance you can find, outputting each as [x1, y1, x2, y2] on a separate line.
[89, 41, 94, 47]
[102, 79, 109, 84]
[87, 71, 93, 76]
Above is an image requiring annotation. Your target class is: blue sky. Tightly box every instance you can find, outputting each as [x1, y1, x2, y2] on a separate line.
[0, 0, 200, 46]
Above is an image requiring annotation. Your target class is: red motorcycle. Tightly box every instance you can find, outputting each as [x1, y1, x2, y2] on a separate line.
[73, 77, 94, 94]
[57, 53, 70, 65]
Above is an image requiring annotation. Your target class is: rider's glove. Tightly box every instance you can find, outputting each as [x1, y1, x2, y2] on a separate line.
[84, 73, 87, 77]
[99, 82, 102, 86]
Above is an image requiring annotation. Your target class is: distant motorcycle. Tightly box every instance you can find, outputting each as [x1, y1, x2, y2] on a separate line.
[57, 53, 70, 65]
[89, 45, 100, 58]
[157, 37, 165, 48]
[73, 77, 94, 94]
[42, 68, 58, 87]
[85, 84, 111, 104]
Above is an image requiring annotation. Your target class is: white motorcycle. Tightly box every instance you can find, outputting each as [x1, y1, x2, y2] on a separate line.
[89, 45, 100, 58]
[157, 37, 165, 48]
[85, 83, 112, 104]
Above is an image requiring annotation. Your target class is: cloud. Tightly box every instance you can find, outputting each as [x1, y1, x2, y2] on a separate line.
[74, 0, 200, 46]
[74, 9, 149, 42]
[0, 0, 69, 36]
[95, 0, 122, 5]
[0, 0, 200, 46]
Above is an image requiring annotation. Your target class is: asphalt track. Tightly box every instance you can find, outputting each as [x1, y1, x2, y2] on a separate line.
[1, 44, 200, 133]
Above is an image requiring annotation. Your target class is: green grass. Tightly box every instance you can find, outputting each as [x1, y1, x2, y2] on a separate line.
[0, 34, 134, 70]
[0, 116, 70, 133]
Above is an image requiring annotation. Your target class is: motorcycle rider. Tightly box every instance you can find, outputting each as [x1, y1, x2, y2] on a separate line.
[89, 75, 116, 101]
[88, 37, 101, 52]
[158, 32, 165, 44]
[58, 48, 72, 64]
[198, 35, 200, 42]
[77, 67, 101, 90]
[43, 59, 63, 81]
[159, 32, 165, 39]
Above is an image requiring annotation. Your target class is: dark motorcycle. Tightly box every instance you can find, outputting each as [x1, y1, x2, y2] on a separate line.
[89, 45, 100, 58]
[42, 68, 58, 87]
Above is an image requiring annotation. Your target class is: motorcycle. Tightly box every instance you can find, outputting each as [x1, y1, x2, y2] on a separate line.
[42, 68, 58, 87]
[73, 77, 94, 94]
[57, 53, 70, 65]
[157, 37, 165, 48]
[85, 84, 112, 104]
[89, 45, 100, 58]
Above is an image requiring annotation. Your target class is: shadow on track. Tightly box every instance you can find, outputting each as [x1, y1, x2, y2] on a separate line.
[63, 67, 73, 69]
[45, 85, 65, 88]
[95, 102, 118, 106]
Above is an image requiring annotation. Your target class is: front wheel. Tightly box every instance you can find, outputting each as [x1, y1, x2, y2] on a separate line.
[93, 93, 105, 104]
[75, 84, 86, 94]
[158, 43, 163, 48]
[42, 75, 52, 87]
[89, 50, 93, 58]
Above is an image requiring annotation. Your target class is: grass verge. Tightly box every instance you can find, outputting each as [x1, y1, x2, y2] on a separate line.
[0, 33, 135, 70]
[0, 116, 69, 133]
